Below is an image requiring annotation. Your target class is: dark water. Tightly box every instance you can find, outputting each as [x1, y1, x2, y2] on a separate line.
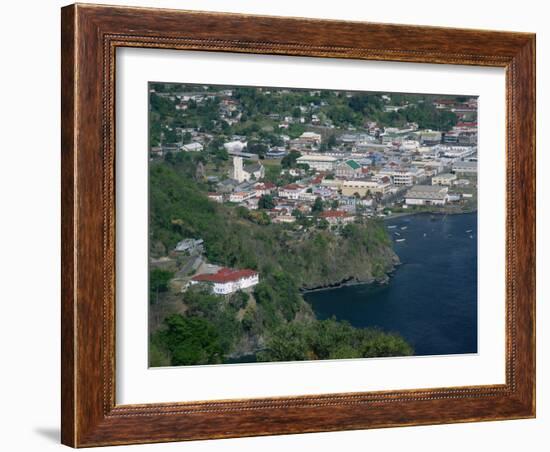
[304, 212, 478, 356]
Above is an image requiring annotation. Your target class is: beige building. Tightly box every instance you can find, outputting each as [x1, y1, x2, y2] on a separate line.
[432, 173, 457, 186]
[405, 185, 448, 206]
[341, 178, 391, 197]
[296, 155, 337, 171]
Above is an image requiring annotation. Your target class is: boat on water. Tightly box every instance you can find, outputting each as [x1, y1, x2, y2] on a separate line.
[465, 229, 473, 233]
[423, 233, 427, 237]
[394, 232, 401, 236]
[396, 238, 406, 242]
[400, 226, 408, 230]
[387, 225, 397, 229]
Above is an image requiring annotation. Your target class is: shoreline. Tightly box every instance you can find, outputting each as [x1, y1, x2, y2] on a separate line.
[302, 210, 478, 295]
[383, 209, 477, 222]
[300, 273, 394, 295]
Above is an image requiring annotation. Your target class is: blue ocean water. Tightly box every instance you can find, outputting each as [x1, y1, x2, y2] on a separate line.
[304, 212, 478, 356]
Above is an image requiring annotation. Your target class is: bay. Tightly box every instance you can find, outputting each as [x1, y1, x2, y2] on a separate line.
[304, 212, 478, 357]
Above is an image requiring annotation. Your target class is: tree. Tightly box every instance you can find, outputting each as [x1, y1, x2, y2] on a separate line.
[281, 150, 301, 168]
[312, 196, 324, 213]
[182, 131, 192, 144]
[246, 140, 268, 158]
[258, 194, 275, 209]
[157, 314, 224, 366]
[327, 134, 337, 149]
[149, 269, 173, 303]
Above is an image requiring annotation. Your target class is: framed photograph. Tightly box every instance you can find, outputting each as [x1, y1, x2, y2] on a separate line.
[61, 3, 536, 447]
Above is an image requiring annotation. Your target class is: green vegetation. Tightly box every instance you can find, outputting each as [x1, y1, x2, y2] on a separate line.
[258, 194, 275, 210]
[149, 268, 174, 304]
[258, 318, 413, 362]
[152, 314, 224, 366]
[149, 83, 462, 155]
[146, 83, 449, 366]
[148, 159, 404, 366]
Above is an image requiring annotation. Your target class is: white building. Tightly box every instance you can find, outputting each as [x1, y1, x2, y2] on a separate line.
[296, 155, 337, 171]
[432, 173, 457, 186]
[224, 140, 247, 153]
[174, 238, 204, 254]
[405, 185, 449, 206]
[278, 184, 307, 200]
[229, 191, 256, 203]
[232, 156, 265, 182]
[181, 142, 203, 152]
[378, 167, 425, 186]
[190, 268, 259, 295]
[452, 161, 478, 174]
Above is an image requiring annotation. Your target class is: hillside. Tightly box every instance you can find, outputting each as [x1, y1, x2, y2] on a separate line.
[148, 160, 410, 365]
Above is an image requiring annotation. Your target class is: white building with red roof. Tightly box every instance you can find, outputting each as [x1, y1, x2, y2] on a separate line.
[278, 183, 307, 200]
[190, 267, 259, 295]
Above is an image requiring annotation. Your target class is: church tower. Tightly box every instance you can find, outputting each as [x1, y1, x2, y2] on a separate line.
[232, 156, 245, 182]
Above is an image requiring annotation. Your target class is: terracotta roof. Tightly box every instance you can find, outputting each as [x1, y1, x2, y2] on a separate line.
[281, 183, 304, 190]
[319, 210, 350, 218]
[192, 267, 258, 284]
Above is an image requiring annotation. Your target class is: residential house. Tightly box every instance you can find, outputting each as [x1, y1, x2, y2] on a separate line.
[207, 193, 224, 203]
[319, 210, 355, 225]
[181, 142, 203, 152]
[190, 268, 259, 295]
[174, 238, 204, 255]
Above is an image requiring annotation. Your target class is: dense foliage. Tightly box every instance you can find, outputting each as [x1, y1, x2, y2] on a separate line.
[258, 318, 413, 362]
[148, 83, 461, 150]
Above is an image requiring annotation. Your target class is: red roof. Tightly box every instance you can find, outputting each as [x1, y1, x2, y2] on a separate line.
[320, 210, 350, 218]
[281, 183, 304, 190]
[312, 175, 324, 184]
[192, 267, 258, 284]
[255, 182, 276, 190]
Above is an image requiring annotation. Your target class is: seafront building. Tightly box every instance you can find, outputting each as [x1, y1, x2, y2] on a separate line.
[405, 185, 449, 206]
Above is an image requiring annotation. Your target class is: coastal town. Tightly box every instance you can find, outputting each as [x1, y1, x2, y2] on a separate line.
[149, 84, 477, 298]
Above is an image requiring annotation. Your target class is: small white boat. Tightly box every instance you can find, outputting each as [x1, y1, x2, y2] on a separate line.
[469, 235, 474, 239]
[394, 232, 401, 236]
[400, 226, 408, 230]
[396, 238, 406, 242]
[423, 233, 427, 237]
[466, 229, 473, 233]
[387, 225, 397, 229]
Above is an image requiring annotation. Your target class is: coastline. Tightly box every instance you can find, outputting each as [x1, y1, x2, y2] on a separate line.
[299, 272, 394, 295]
[383, 208, 478, 222]
[301, 210, 477, 294]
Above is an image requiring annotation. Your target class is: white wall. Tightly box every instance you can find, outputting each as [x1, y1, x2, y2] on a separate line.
[0, 0, 547, 451]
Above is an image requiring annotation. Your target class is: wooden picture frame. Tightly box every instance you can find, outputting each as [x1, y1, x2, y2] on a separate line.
[61, 3, 536, 447]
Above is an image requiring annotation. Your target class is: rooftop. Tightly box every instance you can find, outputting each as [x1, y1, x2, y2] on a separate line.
[192, 267, 258, 284]
[319, 210, 351, 218]
[296, 155, 337, 162]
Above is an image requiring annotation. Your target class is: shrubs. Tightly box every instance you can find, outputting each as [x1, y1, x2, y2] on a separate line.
[258, 318, 413, 362]
[153, 314, 224, 366]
